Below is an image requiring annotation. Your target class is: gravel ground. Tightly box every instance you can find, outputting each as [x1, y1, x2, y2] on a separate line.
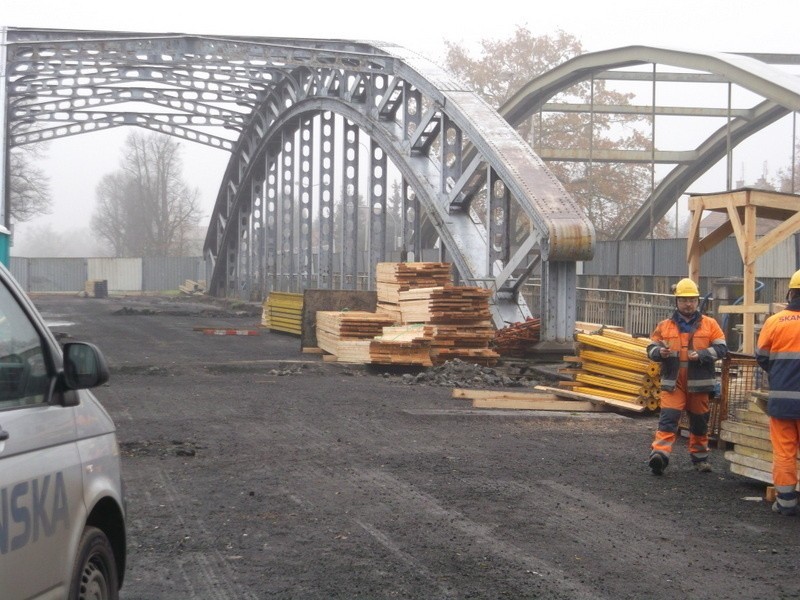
[32, 293, 800, 600]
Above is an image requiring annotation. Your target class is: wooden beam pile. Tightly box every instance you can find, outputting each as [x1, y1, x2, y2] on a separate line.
[453, 388, 608, 412]
[721, 392, 800, 484]
[315, 311, 397, 362]
[399, 286, 492, 324]
[179, 279, 206, 296]
[370, 324, 433, 367]
[492, 317, 541, 357]
[315, 262, 500, 366]
[560, 327, 661, 412]
[398, 286, 499, 366]
[376, 262, 452, 321]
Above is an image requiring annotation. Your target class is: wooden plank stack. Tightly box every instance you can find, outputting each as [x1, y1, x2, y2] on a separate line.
[315, 310, 397, 362]
[398, 286, 493, 324]
[370, 324, 433, 367]
[314, 262, 499, 366]
[721, 392, 800, 484]
[376, 262, 452, 321]
[398, 285, 498, 366]
[179, 279, 205, 295]
[452, 388, 607, 412]
[560, 327, 661, 412]
[262, 292, 304, 335]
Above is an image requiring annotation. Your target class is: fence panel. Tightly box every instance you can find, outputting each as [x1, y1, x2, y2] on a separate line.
[9, 257, 29, 289]
[26, 258, 86, 292]
[142, 257, 205, 291]
[88, 258, 143, 292]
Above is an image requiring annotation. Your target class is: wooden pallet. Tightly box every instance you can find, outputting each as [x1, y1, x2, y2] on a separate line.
[721, 393, 800, 484]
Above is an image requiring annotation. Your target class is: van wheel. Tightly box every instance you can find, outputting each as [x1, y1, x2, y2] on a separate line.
[69, 526, 119, 600]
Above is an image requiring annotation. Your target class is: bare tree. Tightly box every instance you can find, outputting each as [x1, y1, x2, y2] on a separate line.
[775, 146, 799, 193]
[9, 143, 52, 222]
[12, 223, 110, 258]
[92, 132, 201, 256]
[444, 27, 661, 240]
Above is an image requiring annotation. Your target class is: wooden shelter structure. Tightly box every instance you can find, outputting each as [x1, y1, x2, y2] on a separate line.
[687, 188, 800, 353]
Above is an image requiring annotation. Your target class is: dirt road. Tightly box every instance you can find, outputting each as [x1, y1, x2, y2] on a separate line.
[34, 294, 798, 599]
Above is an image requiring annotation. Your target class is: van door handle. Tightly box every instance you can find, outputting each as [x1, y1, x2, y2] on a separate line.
[0, 426, 9, 441]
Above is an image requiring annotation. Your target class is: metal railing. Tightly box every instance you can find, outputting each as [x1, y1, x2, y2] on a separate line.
[525, 284, 675, 337]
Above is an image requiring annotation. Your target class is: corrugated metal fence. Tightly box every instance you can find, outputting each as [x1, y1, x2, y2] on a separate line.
[9, 257, 205, 293]
[8, 235, 798, 297]
[582, 236, 800, 279]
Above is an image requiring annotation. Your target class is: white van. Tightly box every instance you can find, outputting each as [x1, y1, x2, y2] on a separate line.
[0, 263, 125, 600]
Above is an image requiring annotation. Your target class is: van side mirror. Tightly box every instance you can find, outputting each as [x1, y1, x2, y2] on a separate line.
[62, 342, 110, 390]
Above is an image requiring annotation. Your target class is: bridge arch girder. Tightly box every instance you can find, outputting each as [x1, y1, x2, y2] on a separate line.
[498, 45, 800, 240]
[205, 57, 594, 338]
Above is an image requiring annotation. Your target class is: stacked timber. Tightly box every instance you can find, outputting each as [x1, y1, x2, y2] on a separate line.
[721, 392, 800, 484]
[262, 292, 304, 335]
[315, 311, 397, 362]
[563, 328, 661, 412]
[316, 262, 498, 366]
[179, 279, 205, 295]
[369, 324, 433, 367]
[398, 285, 499, 366]
[399, 286, 493, 324]
[376, 262, 452, 321]
[492, 317, 541, 357]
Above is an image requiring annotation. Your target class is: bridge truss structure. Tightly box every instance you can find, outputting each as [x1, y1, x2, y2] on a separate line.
[2, 27, 799, 347]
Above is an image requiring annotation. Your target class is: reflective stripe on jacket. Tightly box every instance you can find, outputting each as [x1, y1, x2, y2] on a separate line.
[647, 311, 727, 393]
[756, 301, 800, 419]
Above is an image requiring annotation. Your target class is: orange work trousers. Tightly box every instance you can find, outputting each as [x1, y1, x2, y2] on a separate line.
[769, 417, 800, 492]
[651, 368, 710, 460]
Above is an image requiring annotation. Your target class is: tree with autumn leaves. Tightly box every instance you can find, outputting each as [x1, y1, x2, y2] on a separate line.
[444, 27, 662, 240]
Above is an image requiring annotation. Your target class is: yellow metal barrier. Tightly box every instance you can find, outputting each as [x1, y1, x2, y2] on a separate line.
[263, 292, 304, 335]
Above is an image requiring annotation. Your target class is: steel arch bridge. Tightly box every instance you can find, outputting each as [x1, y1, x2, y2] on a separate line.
[3, 28, 799, 347]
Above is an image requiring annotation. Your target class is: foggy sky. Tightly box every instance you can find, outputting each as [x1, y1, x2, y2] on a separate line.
[4, 0, 799, 253]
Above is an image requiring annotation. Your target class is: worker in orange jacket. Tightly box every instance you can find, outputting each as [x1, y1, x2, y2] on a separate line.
[646, 278, 728, 475]
[756, 269, 800, 515]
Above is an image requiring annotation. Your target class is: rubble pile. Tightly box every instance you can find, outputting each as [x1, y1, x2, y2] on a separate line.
[398, 358, 540, 388]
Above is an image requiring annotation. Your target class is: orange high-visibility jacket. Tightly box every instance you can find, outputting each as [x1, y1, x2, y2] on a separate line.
[647, 311, 727, 392]
[756, 302, 800, 419]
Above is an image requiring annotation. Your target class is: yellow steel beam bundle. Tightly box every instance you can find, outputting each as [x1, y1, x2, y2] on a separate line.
[574, 386, 645, 406]
[263, 291, 304, 335]
[575, 372, 649, 397]
[575, 333, 649, 360]
[580, 360, 655, 386]
[577, 348, 654, 374]
[572, 329, 663, 412]
[599, 328, 652, 348]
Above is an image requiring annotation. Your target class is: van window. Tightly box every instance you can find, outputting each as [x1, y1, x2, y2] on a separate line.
[0, 284, 49, 409]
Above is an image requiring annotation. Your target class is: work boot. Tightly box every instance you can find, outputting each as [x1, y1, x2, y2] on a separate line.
[693, 460, 712, 473]
[648, 452, 667, 476]
[771, 501, 797, 516]
[772, 491, 798, 516]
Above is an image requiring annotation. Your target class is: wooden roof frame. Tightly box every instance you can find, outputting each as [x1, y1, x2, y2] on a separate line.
[687, 187, 800, 353]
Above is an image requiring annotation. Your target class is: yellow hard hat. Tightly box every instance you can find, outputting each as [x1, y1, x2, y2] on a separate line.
[790, 269, 800, 289]
[674, 278, 700, 297]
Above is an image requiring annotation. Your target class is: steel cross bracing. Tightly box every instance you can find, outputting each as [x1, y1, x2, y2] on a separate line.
[202, 41, 595, 343]
[497, 46, 800, 241]
[2, 27, 593, 343]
